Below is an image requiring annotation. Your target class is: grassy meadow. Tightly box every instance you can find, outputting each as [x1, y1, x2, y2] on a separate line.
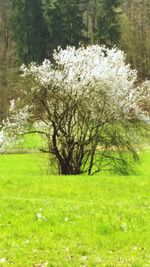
[0, 151, 150, 267]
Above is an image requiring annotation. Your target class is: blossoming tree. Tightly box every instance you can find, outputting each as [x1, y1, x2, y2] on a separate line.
[1, 45, 150, 174]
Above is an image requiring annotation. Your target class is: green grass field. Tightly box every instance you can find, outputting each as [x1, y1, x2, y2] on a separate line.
[0, 151, 150, 267]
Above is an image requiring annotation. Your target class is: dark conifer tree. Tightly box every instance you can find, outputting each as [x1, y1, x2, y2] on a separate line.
[45, 0, 87, 52]
[96, 0, 121, 46]
[11, 0, 49, 64]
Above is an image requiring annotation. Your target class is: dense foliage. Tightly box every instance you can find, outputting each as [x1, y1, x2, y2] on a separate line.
[45, 0, 87, 53]
[11, 0, 49, 63]
[96, 0, 121, 46]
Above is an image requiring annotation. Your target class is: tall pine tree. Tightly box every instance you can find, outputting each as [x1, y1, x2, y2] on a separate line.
[44, 0, 87, 52]
[11, 0, 49, 64]
[96, 0, 121, 46]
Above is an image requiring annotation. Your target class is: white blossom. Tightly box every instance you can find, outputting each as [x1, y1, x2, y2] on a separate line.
[0, 131, 4, 145]
[19, 45, 149, 123]
[36, 212, 46, 221]
[0, 258, 6, 263]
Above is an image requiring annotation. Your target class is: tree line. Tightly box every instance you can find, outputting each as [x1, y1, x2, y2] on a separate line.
[0, 0, 150, 121]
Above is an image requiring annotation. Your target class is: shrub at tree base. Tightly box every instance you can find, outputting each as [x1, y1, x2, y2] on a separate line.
[1, 45, 150, 175]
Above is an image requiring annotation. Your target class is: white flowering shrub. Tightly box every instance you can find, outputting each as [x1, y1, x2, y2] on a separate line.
[1, 45, 150, 174]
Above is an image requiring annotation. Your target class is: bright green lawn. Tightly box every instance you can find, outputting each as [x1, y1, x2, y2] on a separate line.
[0, 152, 150, 267]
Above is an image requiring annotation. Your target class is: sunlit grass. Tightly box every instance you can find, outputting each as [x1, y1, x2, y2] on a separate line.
[0, 151, 150, 266]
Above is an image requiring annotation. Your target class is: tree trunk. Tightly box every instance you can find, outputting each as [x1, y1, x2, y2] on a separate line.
[59, 159, 81, 175]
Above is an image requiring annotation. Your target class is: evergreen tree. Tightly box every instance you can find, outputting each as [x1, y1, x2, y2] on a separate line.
[11, 0, 49, 64]
[96, 0, 121, 46]
[45, 0, 87, 52]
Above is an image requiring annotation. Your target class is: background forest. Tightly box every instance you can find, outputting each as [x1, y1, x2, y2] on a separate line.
[0, 0, 150, 121]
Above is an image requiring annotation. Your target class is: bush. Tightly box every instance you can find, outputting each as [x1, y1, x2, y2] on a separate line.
[1, 45, 150, 174]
